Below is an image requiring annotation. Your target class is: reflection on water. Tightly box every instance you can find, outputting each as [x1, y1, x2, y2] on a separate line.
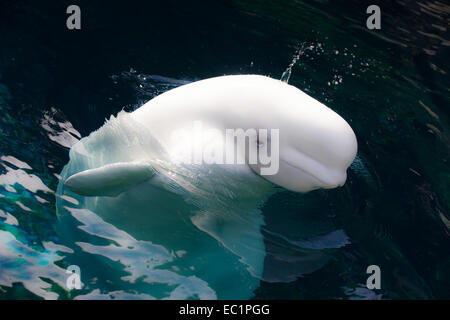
[64, 207, 216, 300]
[0, 230, 71, 299]
[0, 0, 449, 299]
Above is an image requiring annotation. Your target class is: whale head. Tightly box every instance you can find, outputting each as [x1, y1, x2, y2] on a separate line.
[239, 79, 358, 192]
[125, 74, 358, 194]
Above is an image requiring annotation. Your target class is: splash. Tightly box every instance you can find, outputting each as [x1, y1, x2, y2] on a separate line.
[281, 43, 315, 83]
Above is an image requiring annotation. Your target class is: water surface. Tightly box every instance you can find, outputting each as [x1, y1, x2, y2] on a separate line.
[0, 0, 449, 299]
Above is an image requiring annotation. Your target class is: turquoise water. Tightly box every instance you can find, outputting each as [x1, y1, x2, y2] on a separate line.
[0, 0, 449, 299]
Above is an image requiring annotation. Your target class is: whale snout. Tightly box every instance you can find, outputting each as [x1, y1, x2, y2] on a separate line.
[320, 170, 347, 189]
[265, 105, 357, 193]
[274, 155, 349, 192]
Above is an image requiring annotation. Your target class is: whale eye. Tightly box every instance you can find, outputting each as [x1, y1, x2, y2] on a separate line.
[256, 137, 263, 148]
[256, 135, 270, 149]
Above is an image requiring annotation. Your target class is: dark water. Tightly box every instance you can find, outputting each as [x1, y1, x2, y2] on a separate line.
[0, 0, 449, 299]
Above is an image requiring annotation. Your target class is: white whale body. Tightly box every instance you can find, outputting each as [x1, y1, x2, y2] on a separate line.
[56, 75, 357, 299]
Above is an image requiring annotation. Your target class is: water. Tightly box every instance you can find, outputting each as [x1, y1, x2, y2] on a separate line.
[0, 0, 449, 299]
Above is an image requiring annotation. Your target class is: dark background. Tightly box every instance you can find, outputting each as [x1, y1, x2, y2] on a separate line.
[0, 0, 448, 299]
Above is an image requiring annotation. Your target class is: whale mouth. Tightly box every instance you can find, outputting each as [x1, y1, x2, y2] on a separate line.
[282, 157, 346, 189]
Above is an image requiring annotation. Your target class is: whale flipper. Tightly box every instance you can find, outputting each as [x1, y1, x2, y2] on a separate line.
[64, 162, 155, 197]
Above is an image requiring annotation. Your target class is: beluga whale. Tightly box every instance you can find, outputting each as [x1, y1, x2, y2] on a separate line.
[56, 75, 357, 299]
